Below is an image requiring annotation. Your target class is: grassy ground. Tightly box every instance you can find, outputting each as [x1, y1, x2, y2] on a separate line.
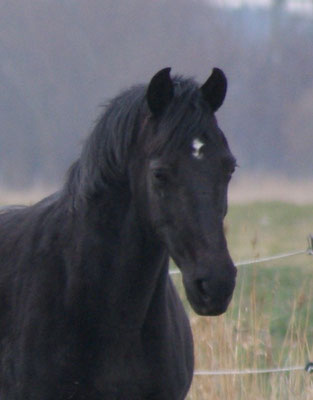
[171, 202, 313, 399]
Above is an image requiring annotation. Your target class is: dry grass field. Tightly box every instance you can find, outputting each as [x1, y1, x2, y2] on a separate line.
[179, 201, 313, 399]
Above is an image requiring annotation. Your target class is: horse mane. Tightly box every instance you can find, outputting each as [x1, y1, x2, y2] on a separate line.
[63, 76, 220, 208]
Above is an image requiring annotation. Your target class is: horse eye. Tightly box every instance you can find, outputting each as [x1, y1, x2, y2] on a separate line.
[152, 169, 169, 183]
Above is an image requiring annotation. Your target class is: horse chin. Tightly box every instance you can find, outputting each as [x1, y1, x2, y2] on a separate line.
[188, 298, 231, 317]
[183, 280, 233, 317]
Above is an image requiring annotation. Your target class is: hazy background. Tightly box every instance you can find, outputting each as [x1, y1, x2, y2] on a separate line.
[1, 0, 313, 197]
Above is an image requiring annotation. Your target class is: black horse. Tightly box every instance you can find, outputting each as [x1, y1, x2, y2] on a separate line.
[0, 68, 237, 399]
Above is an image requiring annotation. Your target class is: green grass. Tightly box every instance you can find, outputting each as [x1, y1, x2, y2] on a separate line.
[227, 202, 313, 352]
[226, 202, 313, 259]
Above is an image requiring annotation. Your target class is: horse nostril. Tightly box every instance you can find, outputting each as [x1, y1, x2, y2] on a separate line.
[197, 279, 212, 298]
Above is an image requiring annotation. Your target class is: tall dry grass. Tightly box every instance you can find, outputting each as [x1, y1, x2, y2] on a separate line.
[184, 265, 313, 399]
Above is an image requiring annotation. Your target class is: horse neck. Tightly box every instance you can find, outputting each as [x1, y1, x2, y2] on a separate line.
[70, 188, 169, 330]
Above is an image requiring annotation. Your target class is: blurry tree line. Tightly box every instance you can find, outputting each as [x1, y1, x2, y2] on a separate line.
[0, 0, 312, 188]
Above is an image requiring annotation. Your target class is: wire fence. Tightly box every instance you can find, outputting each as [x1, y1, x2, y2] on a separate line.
[170, 234, 313, 275]
[170, 235, 313, 377]
[194, 365, 304, 376]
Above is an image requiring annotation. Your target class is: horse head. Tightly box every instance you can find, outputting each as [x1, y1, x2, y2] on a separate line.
[129, 68, 237, 316]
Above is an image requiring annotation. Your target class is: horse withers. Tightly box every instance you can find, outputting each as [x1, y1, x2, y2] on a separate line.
[0, 68, 237, 399]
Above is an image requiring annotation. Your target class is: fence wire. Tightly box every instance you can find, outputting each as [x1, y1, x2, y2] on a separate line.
[170, 234, 313, 276]
[194, 365, 304, 376]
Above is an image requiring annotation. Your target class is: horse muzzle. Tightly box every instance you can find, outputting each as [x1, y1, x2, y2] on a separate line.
[182, 265, 237, 316]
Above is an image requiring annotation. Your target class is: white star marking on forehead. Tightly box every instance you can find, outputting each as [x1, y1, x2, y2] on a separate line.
[192, 138, 204, 160]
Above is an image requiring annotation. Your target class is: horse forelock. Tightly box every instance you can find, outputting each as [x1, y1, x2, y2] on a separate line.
[144, 77, 221, 157]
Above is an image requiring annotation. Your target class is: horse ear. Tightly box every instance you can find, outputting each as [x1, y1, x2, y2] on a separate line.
[147, 68, 174, 117]
[201, 68, 227, 112]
